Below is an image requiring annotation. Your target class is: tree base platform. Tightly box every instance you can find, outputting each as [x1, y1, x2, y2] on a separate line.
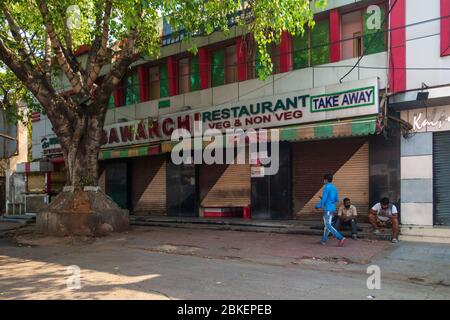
[37, 188, 129, 236]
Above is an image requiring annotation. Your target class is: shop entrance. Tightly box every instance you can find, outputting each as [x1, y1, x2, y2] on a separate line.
[292, 138, 369, 220]
[433, 131, 450, 226]
[199, 162, 251, 218]
[105, 162, 128, 209]
[167, 162, 198, 217]
[251, 142, 292, 219]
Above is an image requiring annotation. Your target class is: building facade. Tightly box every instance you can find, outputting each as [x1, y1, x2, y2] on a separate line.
[389, 0, 450, 241]
[29, 0, 405, 223]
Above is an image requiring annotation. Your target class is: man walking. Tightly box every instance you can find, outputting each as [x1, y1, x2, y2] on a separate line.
[315, 174, 346, 246]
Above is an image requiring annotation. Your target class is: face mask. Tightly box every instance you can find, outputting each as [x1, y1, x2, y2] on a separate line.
[345, 205, 350, 209]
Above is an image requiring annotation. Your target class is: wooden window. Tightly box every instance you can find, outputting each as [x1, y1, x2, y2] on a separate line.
[353, 32, 362, 57]
[341, 10, 362, 60]
[211, 45, 237, 87]
[178, 58, 190, 94]
[225, 45, 237, 84]
[149, 66, 160, 100]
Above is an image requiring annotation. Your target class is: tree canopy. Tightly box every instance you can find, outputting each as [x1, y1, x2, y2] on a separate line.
[0, 0, 325, 185]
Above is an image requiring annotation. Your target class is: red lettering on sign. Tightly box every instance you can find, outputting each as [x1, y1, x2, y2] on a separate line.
[135, 122, 147, 140]
[120, 126, 133, 142]
[178, 115, 191, 132]
[148, 121, 161, 138]
[109, 127, 120, 144]
[162, 118, 174, 136]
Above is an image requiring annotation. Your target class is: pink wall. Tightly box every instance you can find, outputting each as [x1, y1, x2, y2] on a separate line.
[341, 10, 362, 60]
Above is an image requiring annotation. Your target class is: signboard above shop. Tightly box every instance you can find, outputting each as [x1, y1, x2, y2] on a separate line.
[101, 77, 380, 148]
[33, 77, 381, 159]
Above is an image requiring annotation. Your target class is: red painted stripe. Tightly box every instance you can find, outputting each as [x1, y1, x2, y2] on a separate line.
[25, 162, 30, 172]
[279, 31, 292, 73]
[198, 47, 210, 90]
[236, 37, 248, 81]
[114, 84, 124, 108]
[389, 0, 406, 93]
[329, 9, 341, 63]
[137, 65, 149, 102]
[148, 145, 160, 155]
[167, 56, 178, 96]
[441, 0, 450, 56]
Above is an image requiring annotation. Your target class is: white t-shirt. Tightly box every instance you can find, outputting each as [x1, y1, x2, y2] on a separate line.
[371, 203, 398, 222]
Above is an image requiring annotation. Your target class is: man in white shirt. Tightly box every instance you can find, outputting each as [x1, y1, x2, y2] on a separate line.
[369, 197, 400, 243]
[335, 198, 358, 240]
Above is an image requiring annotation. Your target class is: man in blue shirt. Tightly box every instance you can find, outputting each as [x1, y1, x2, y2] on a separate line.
[315, 174, 346, 246]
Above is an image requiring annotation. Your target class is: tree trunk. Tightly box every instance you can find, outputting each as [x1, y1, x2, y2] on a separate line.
[60, 112, 104, 187]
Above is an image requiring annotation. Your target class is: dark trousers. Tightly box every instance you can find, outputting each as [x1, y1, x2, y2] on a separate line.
[334, 217, 358, 235]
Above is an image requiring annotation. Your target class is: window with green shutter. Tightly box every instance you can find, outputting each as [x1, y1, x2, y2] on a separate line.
[108, 95, 115, 109]
[124, 72, 139, 105]
[190, 56, 200, 92]
[159, 64, 169, 98]
[363, 5, 386, 55]
[310, 19, 330, 66]
[293, 31, 309, 69]
[211, 49, 225, 87]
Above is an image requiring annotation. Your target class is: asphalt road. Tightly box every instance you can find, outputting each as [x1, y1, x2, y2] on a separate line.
[0, 225, 449, 300]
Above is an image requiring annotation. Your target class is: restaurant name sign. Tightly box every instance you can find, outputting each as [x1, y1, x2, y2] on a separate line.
[98, 77, 379, 148]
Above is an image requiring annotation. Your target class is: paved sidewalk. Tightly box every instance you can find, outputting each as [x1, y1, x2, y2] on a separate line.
[123, 226, 391, 265]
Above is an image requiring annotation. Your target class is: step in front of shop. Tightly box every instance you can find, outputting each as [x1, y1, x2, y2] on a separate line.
[130, 216, 392, 240]
[399, 225, 450, 244]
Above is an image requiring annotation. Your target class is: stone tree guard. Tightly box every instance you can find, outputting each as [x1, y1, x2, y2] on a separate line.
[37, 186, 129, 237]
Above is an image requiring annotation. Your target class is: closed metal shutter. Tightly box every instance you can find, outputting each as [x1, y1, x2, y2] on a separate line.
[200, 163, 250, 207]
[292, 138, 369, 218]
[131, 155, 166, 215]
[105, 162, 128, 209]
[433, 132, 450, 226]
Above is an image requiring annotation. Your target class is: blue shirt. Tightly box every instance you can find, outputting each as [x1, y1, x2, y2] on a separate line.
[315, 182, 339, 212]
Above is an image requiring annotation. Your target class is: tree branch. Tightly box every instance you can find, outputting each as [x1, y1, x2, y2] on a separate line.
[86, 0, 113, 90]
[36, 0, 88, 96]
[1, 5, 34, 67]
[0, 38, 75, 146]
[43, 31, 52, 82]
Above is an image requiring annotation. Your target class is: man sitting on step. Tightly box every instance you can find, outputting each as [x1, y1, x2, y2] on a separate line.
[368, 197, 400, 243]
[335, 198, 358, 240]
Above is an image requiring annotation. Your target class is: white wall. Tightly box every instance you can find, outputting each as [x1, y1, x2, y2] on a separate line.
[406, 0, 450, 90]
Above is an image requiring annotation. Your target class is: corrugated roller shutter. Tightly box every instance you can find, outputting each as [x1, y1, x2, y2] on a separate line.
[292, 138, 368, 218]
[433, 132, 450, 226]
[200, 163, 250, 207]
[131, 155, 166, 215]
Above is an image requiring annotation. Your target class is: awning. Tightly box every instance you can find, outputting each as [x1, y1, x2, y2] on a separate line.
[278, 115, 378, 142]
[99, 144, 161, 160]
[99, 116, 378, 159]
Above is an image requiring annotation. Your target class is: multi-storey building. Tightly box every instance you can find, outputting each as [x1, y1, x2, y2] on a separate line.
[389, 0, 450, 241]
[26, 0, 449, 240]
